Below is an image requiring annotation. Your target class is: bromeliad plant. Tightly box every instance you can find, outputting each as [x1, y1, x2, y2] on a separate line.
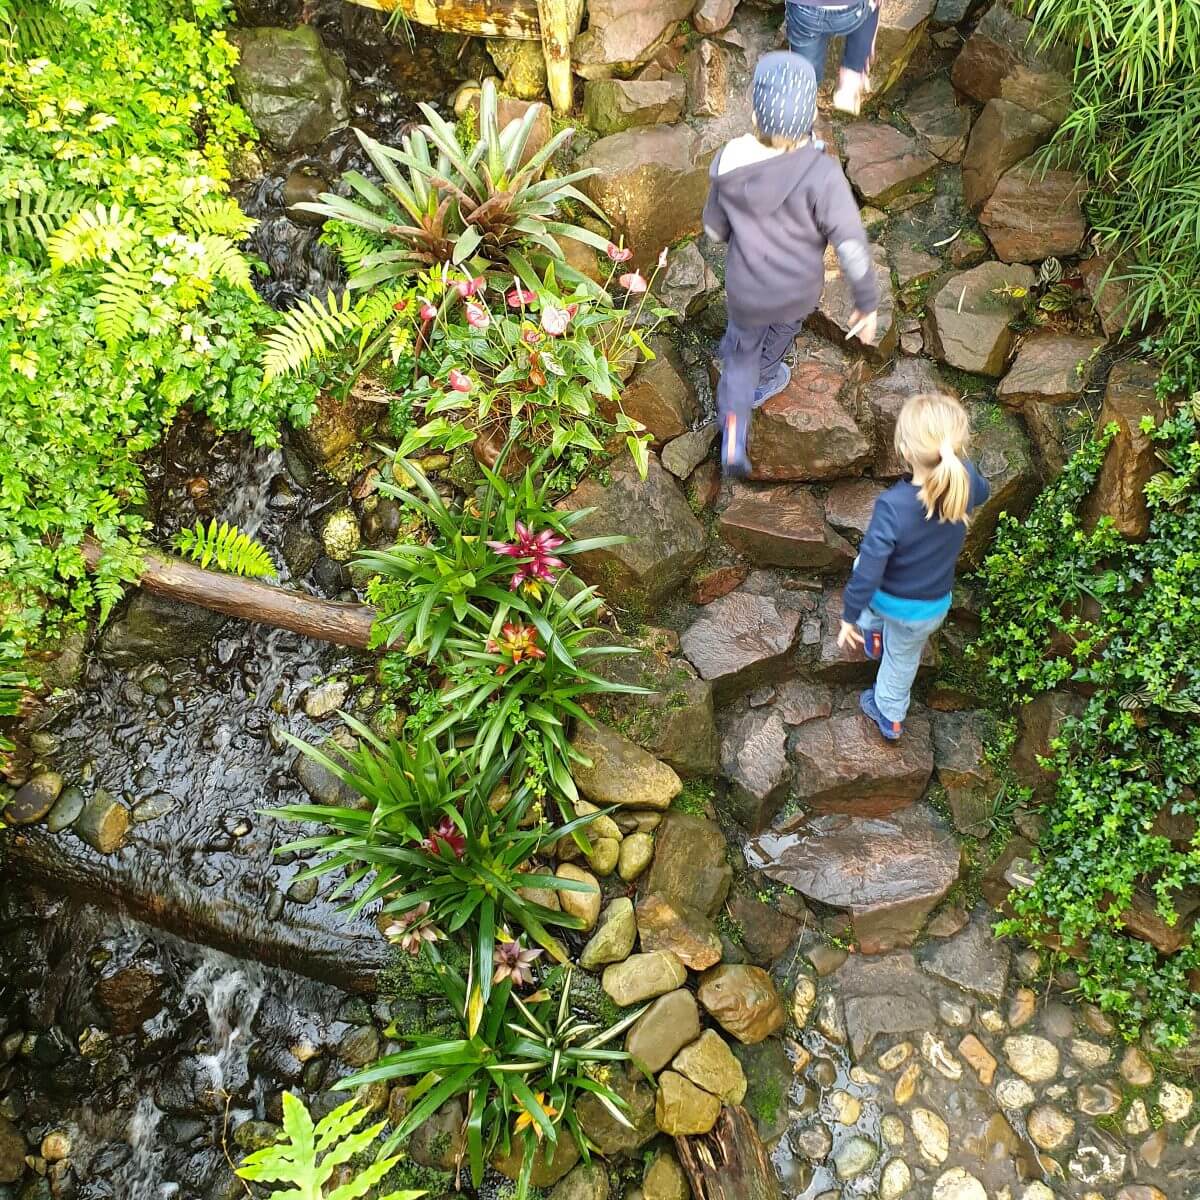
[272, 722, 603, 1011]
[337, 956, 644, 1199]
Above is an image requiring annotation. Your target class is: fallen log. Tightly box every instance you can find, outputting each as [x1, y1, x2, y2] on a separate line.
[82, 539, 377, 650]
[675, 1106, 783, 1200]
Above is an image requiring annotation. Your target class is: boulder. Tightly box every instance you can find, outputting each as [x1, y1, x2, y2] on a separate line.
[932, 709, 998, 836]
[1079, 253, 1138, 340]
[626, 988, 701, 1072]
[645, 811, 732, 916]
[962, 398, 1039, 562]
[488, 40, 547, 99]
[719, 707, 790, 832]
[96, 963, 165, 1035]
[1083, 358, 1164, 540]
[551, 1163, 610, 1200]
[868, 0, 939, 97]
[893, 243, 944, 293]
[672, 1029, 747, 1104]
[661, 422, 718, 477]
[636, 893, 722, 970]
[696, 964, 786, 1043]
[578, 1068, 658, 1154]
[494, 1137, 580, 1189]
[748, 806, 963, 953]
[656, 1071, 721, 1135]
[294, 384, 377, 467]
[602, 951, 688, 1006]
[557, 863, 602, 930]
[865, 356, 949, 477]
[558, 454, 705, 609]
[1023, 398, 1093, 481]
[99, 591, 227, 667]
[730, 1037, 793, 1141]
[924, 261, 1037, 376]
[571, 723, 682, 811]
[573, 0, 694, 79]
[824, 479, 886, 542]
[578, 125, 708, 272]
[727, 887, 801, 966]
[786, 710, 934, 816]
[834, 951, 940, 1059]
[719, 487, 854, 570]
[643, 1149, 690, 1200]
[951, 3, 1068, 110]
[230, 26, 349, 153]
[903, 75, 972, 162]
[656, 243, 719, 319]
[961, 99, 1055, 211]
[4, 772, 64, 826]
[580, 897, 637, 969]
[980, 159, 1086, 262]
[680, 588, 802, 702]
[918, 907, 1010, 1000]
[843, 122, 938, 206]
[997, 333, 1105, 406]
[808, 242, 898, 362]
[618, 335, 699, 444]
[686, 40, 727, 118]
[775, 679, 834, 726]
[748, 361, 873, 481]
[693, 0, 738, 35]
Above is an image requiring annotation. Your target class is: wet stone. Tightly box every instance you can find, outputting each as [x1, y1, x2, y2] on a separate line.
[571, 723, 681, 811]
[1119, 1044, 1154, 1086]
[4, 772, 63, 825]
[924, 261, 1037, 376]
[880, 1158, 912, 1200]
[697, 964, 786, 1044]
[961, 98, 1055, 211]
[939, 999, 972, 1027]
[918, 907, 1010, 1000]
[45, 786, 85, 833]
[903, 75, 972, 162]
[792, 1124, 832, 1161]
[932, 1168, 987, 1200]
[645, 811, 731, 916]
[996, 1077, 1036, 1108]
[1076, 1084, 1121, 1117]
[131, 793, 177, 824]
[808, 241, 898, 361]
[626, 989, 701, 1074]
[958, 1034, 997, 1085]
[74, 789, 130, 854]
[557, 864, 601, 930]
[671, 1029, 747, 1104]
[579, 897, 636, 970]
[603, 952, 686, 1006]
[1028, 1104, 1075, 1151]
[1159, 1081, 1193, 1123]
[719, 487, 853, 571]
[833, 1135, 878, 1181]
[656, 1070, 720, 1136]
[981, 159, 1086, 262]
[912, 1107, 950, 1164]
[1004, 1035, 1060, 1083]
[719, 707, 789, 833]
[636, 893, 721, 970]
[843, 122, 938, 206]
[1068, 1039, 1111, 1069]
[997, 333, 1105, 407]
[1123, 1098, 1151, 1136]
[661, 423, 716, 479]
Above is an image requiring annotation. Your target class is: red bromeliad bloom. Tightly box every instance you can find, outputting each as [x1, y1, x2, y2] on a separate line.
[486, 623, 546, 675]
[619, 270, 648, 294]
[422, 816, 466, 859]
[448, 368, 473, 393]
[506, 285, 536, 307]
[487, 522, 566, 595]
[606, 242, 633, 263]
[465, 302, 490, 329]
[419, 301, 438, 322]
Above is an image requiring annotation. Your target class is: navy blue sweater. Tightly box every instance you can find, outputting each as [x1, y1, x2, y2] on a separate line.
[841, 463, 990, 624]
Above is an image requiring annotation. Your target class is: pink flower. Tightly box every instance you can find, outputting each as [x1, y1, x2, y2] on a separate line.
[455, 275, 486, 299]
[487, 522, 567, 593]
[521, 326, 542, 346]
[383, 901, 444, 956]
[657, 247, 668, 270]
[493, 938, 543, 988]
[448, 369, 473, 393]
[540, 306, 572, 336]
[419, 302, 438, 322]
[606, 242, 633, 263]
[506, 285, 536, 307]
[422, 816, 466, 859]
[619, 271, 648, 294]
[465, 302, 490, 329]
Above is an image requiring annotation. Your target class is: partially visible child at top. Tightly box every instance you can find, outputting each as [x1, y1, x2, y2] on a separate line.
[838, 393, 990, 741]
[702, 50, 879, 477]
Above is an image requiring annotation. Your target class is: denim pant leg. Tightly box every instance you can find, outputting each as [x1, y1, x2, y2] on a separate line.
[843, 3, 879, 73]
[785, 0, 871, 82]
[758, 320, 805, 378]
[717, 320, 771, 423]
[861, 607, 945, 723]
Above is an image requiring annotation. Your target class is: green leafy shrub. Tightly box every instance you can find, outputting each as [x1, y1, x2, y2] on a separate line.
[0, 0, 315, 663]
[172, 519, 275, 577]
[1022, 0, 1200, 390]
[977, 400, 1200, 1043]
[234, 1091, 425, 1200]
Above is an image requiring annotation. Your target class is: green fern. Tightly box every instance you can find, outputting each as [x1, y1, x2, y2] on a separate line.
[173, 520, 275, 577]
[181, 195, 256, 240]
[94, 255, 150, 345]
[47, 202, 140, 268]
[197, 232, 254, 293]
[262, 290, 360, 383]
[0, 190, 82, 258]
[236, 1092, 425, 1200]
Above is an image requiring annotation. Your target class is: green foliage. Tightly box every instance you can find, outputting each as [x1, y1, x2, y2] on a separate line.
[234, 1091, 425, 1200]
[173, 519, 275, 578]
[977, 401, 1200, 1043]
[339, 956, 642, 1199]
[0, 0, 316, 663]
[1022, 0, 1200, 390]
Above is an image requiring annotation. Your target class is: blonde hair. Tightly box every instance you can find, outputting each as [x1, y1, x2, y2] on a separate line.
[894, 393, 972, 524]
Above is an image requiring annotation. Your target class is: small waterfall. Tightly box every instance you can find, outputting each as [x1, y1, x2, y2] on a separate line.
[183, 951, 267, 1100]
[124, 1096, 174, 1200]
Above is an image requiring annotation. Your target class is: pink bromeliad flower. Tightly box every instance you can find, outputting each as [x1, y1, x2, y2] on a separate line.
[465, 302, 490, 329]
[448, 368, 473, 393]
[619, 271, 648, 293]
[506, 285, 536, 307]
[487, 522, 566, 594]
[419, 301, 438, 322]
[606, 242, 633, 263]
[422, 816, 466, 859]
[382, 901, 444, 956]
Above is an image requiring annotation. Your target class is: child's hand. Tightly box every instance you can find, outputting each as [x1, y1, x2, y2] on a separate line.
[849, 310, 877, 345]
[837, 621, 864, 651]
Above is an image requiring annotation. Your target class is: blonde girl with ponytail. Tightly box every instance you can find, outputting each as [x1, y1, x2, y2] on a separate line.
[837, 392, 989, 741]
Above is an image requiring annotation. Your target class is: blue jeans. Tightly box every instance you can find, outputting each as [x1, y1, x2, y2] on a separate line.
[785, 0, 879, 81]
[857, 605, 945, 723]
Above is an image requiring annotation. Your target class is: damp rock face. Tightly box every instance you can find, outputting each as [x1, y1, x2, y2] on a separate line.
[924, 261, 1037, 377]
[980, 159, 1086, 262]
[572, 0, 695, 79]
[718, 487, 854, 571]
[843, 122, 938, 205]
[99, 592, 228, 667]
[230, 26, 350, 153]
[570, 723, 682, 811]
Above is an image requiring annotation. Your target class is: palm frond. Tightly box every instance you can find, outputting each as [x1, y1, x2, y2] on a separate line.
[172, 519, 275, 577]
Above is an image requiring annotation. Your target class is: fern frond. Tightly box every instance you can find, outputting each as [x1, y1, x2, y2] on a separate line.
[183, 196, 256, 240]
[173, 520, 275, 578]
[321, 223, 388, 275]
[352, 285, 409, 335]
[47, 203, 140, 268]
[94, 257, 150, 345]
[4, 7, 70, 56]
[0, 190, 83, 258]
[261, 290, 359, 383]
[197, 233, 254, 293]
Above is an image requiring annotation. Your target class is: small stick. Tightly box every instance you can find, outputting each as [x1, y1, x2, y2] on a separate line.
[845, 315, 870, 341]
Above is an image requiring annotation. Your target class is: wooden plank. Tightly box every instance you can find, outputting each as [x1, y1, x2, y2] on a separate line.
[346, 0, 541, 39]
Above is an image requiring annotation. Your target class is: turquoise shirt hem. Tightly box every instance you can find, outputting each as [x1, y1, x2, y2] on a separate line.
[870, 588, 952, 622]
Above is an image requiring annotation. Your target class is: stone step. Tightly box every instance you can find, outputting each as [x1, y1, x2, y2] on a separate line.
[718, 486, 854, 571]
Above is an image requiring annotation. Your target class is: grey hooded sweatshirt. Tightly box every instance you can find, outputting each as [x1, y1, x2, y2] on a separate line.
[702, 139, 878, 329]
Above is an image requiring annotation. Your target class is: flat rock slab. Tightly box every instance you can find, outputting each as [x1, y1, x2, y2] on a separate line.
[903, 75, 972, 162]
[997, 333, 1106, 406]
[807, 243, 898, 362]
[680, 589, 802, 701]
[918, 907, 1011, 1000]
[719, 487, 853, 570]
[843, 122, 938, 206]
[719, 707, 790, 832]
[582, 77, 686, 136]
[864, 357, 948, 477]
[961, 98, 1055, 212]
[824, 479, 886, 542]
[748, 362, 872, 482]
[748, 805, 963, 954]
[924, 261, 1036, 376]
[558, 454, 704, 610]
[786, 709, 934, 817]
[834, 951, 942, 1060]
[980, 158, 1086, 263]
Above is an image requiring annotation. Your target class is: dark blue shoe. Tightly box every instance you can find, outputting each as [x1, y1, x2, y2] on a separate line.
[721, 412, 750, 478]
[753, 361, 791, 409]
[860, 688, 903, 741]
[863, 628, 883, 661]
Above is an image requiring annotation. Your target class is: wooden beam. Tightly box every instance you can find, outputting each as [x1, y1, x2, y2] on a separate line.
[82, 539, 377, 650]
[346, 0, 540, 39]
[537, 0, 584, 113]
[676, 1106, 783, 1200]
